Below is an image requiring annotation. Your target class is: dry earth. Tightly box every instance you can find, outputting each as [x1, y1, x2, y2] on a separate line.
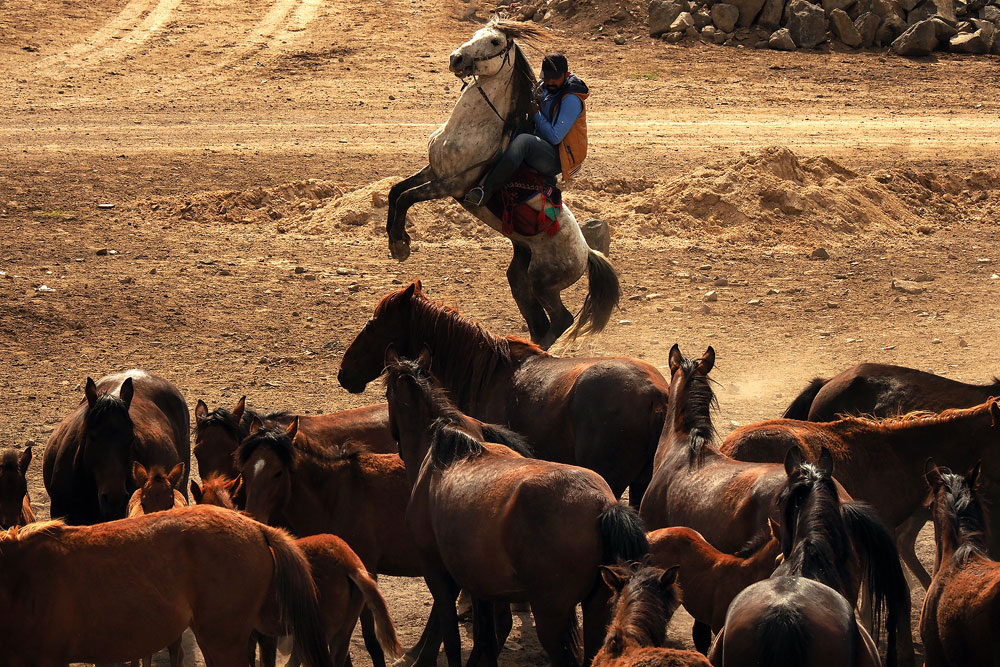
[2, 0, 1000, 664]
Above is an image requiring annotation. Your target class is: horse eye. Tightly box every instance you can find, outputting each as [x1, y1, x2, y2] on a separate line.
[491, 38, 500, 45]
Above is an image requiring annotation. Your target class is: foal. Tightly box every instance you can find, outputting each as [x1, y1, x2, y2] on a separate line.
[921, 460, 1000, 666]
[128, 462, 187, 516]
[0, 446, 34, 528]
[592, 563, 710, 667]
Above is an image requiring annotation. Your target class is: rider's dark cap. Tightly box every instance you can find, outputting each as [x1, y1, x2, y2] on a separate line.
[540, 53, 568, 77]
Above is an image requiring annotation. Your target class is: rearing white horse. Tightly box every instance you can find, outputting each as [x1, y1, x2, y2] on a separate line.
[386, 17, 619, 350]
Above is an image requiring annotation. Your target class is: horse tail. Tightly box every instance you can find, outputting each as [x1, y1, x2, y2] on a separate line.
[781, 377, 827, 419]
[757, 605, 810, 667]
[431, 423, 483, 468]
[569, 249, 621, 340]
[842, 501, 910, 667]
[480, 423, 534, 458]
[260, 524, 333, 667]
[347, 568, 403, 660]
[599, 502, 649, 564]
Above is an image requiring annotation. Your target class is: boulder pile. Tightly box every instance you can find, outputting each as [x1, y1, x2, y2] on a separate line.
[646, 0, 1000, 54]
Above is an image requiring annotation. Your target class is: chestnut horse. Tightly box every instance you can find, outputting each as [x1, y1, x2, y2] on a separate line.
[338, 281, 669, 507]
[709, 448, 885, 667]
[638, 345, 911, 665]
[0, 505, 331, 666]
[592, 562, 711, 667]
[782, 362, 1000, 421]
[384, 349, 648, 667]
[0, 446, 34, 528]
[128, 462, 186, 516]
[236, 418, 417, 667]
[194, 396, 395, 480]
[190, 473, 241, 510]
[720, 399, 1000, 589]
[646, 521, 781, 654]
[43, 371, 190, 523]
[921, 460, 1000, 667]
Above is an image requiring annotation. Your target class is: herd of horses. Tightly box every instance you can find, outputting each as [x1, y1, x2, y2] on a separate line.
[2, 281, 999, 667]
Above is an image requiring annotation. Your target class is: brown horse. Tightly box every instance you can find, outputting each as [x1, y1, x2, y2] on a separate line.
[43, 371, 190, 523]
[639, 345, 911, 665]
[0, 504, 331, 666]
[194, 396, 395, 480]
[338, 281, 669, 507]
[708, 448, 885, 667]
[128, 462, 187, 516]
[921, 460, 1000, 666]
[646, 521, 781, 654]
[0, 446, 34, 529]
[190, 473, 241, 510]
[384, 348, 648, 667]
[782, 362, 1000, 421]
[236, 418, 417, 667]
[720, 398, 1000, 589]
[592, 562, 711, 667]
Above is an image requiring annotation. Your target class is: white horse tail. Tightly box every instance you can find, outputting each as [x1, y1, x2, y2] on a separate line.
[569, 249, 620, 339]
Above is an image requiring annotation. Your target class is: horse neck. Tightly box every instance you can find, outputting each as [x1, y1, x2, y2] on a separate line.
[285, 456, 342, 534]
[610, 592, 668, 651]
[654, 382, 717, 471]
[782, 489, 852, 594]
[452, 56, 518, 125]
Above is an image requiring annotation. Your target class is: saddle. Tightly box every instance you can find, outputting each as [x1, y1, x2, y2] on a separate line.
[483, 165, 562, 238]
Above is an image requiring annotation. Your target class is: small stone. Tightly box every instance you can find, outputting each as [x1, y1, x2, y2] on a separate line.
[670, 10, 696, 29]
[294, 266, 307, 274]
[97, 203, 115, 209]
[882, 344, 897, 350]
[628, 294, 644, 301]
[701, 304, 712, 314]
[663, 29, 686, 41]
[714, 277, 729, 286]
[614, 34, 627, 44]
[704, 290, 719, 302]
[827, 301, 839, 308]
[891, 279, 926, 294]
[348, 283, 360, 292]
[337, 267, 351, 275]
[646, 293, 662, 300]
[912, 273, 935, 282]
[672, 305, 684, 312]
[810, 247, 831, 260]
[949, 28, 991, 52]
[149, 268, 157, 275]
[618, 319, 633, 325]
[991, 274, 1000, 280]
[747, 298, 762, 305]
[372, 191, 387, 208]
[767, 288, 780, 295]
[769, 26, 798, 47]
[304, 274, 317, 281]
[35, 285, 54, 292]
[958, 338, 968, 347]
[932, 338, 943, 344]
[96, 248, 109, 256]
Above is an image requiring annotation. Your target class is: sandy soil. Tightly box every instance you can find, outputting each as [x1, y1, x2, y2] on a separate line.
[2, 0, 1000, 664]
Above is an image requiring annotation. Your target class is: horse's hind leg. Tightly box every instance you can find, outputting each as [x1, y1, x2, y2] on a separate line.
[387, 178, 452, 261]
[896, 511, 932, 590]
[507, 244, 551, 346]
[626, 456, 654, 512]
[468, 599, 500, 667]
[692, 621, 713, 655]
[531, 604, 582, 667]
[388, 165, 433, 214]
[533, 286, 574, 350]
[582, 581, 613, 665]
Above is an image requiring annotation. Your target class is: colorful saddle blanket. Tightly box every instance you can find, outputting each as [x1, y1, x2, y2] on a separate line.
[483, 165, 562, 238]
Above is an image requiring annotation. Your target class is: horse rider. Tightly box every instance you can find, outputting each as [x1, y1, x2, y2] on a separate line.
[464, 52, 589, 207]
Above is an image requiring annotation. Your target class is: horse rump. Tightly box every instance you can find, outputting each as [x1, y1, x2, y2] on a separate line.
[599, 502, 649, 564]
[781, 377, 827, 420]
[757, 605, 811, 667]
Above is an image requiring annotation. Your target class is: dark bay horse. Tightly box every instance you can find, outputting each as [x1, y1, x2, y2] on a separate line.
[194, 396, 395, 480]
[0, 505, 331, 666]
[592, 563, 711, 667]
[708, 448, 887, 667]
[720, 398, 1000, 589]
[0, 446, 34, 528]
[338, 281, 669, 507]
[647, 521, 781, 653]
[236, 417, 417, 667]
[921, 461, 1000, 666]
[43, 371, 190, 523]
[384, 349, 648, 667]
[783, 362, 1000, 421]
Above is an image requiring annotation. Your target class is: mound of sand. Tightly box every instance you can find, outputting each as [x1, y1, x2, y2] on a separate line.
[165, 179, 342, 226]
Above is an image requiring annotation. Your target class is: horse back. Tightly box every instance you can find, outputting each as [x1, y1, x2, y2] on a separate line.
[290, 403, 395, 455]
[924, 555, 1000, 664]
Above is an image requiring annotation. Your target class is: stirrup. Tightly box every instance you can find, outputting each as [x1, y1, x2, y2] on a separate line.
[464, 187, 486, 206]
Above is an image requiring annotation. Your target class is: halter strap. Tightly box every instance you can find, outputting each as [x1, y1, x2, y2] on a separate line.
[460, 40, 514, 124]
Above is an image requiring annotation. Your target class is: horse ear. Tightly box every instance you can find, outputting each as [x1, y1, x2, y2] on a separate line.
[132, 461, 148, 487]
[697, 346, 715, 375]
[659, 564, 680, 587]
[784, 446, 804, 477]
[600, 565, 627, 592]
[18, 446, 32, 477]
[85, 377, 98, 407]
[195, 399, 209, 423]
[249, 416, 264, 436]
[924, 458, 944, 490]
[384, 343, 400, 368]
[190, 480, 203, 504]
[414, 279, 423, 294]
[417, 345, 433, 371]
[767, 517, 780, 539]
[966, 460, 982, 489]
[990, 400, 1000, 428]
[231, 396, 246, 423]
[230, 474, 244, 499]
[402, 282, 417, 300]
[285, 416, 299, 441]
[817, 447, 834, 476]
[119, 377, 134, 411]
[167, 462, 186, 490]
[668, 344, 682, 376]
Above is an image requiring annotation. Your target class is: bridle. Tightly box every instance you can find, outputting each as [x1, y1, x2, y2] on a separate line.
[459, 38, 516, 123]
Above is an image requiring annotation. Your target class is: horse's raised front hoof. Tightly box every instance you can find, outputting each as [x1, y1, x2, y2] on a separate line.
[389, 237, 411, 262]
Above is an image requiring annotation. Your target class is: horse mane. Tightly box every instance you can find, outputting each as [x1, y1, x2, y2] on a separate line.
[236, 426, 365, 472]
[602, 563, 681, 656]
[0, 519, 65, 543]
[378, 285, 546, 413]
[935, 468, 991, 566]
[835, 399, 993, 430]
[194, 404, 262, 440]
[0, 449, 19, 470]
[430, 422, 485, 468]
[384, 356, 534, 457]
[674, 357, 717, 465]
[487, 15, 546, 41]
[86, 394, 133, 426]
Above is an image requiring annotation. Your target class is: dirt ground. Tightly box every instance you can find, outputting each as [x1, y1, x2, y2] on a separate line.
[2, 0, 1000, 664]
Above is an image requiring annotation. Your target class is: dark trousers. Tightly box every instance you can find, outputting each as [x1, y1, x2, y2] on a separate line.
[481, 133, 561, 200]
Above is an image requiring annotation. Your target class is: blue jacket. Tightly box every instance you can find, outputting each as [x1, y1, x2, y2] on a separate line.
[534, 74, 588, 146]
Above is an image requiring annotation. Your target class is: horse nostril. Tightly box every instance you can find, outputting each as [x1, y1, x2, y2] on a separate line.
[450, 54, 463, 69]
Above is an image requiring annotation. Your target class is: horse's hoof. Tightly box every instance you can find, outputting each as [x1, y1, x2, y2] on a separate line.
[389, 238, 411, 262]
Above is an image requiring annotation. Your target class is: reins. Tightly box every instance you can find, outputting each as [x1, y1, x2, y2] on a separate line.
[460, 39, 515, 123]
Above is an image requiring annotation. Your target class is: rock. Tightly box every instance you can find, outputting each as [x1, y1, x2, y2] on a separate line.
[872, 0, 905, 19]
[581, 218, 612, 256]
[711, 2, 741, 30]
[730, 0, 768, 25]
[959, 338, 968, 347]
[671, 10, 697, 29]
[930, 15, 959, 36]
[891, 279, 926, 294]
[371, 191, 387, 207]
[891, 18, 940, 53]
[849, 0, 872, 18]
[788, 0, 829, 47]
[856, 11, 882, 42]
[981, 4, 1000, 22]
[336, 266, 351, 275]
[831, 8, 864, 42]
[759, 0, 787, 26]
[877, 14, 908, 42]
[704, 290, 719, 302]
[823, 0, 856, 12]
[971, 17, 997, 44]
[695, 6, 714, 26]
[701, 24, 720, 39]
[933, 0, 957, 20]
[949, 26, 991, 49]
[663, 29, 686, 40]
[686, 23, 702, 35]
[811, 247, 831, 259]
[770, 26, 800, 45]
[701, 304, 712, 314]
[614, 34, 627, 43]
[912, 273, 935, 282]
[650, 0, 691, 35]
[906, 0, 935, 22]
[747, 299, 762, 305]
